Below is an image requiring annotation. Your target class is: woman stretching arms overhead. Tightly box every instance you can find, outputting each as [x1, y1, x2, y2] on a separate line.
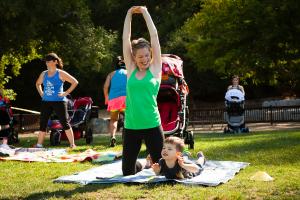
[122, 6, 164, 175]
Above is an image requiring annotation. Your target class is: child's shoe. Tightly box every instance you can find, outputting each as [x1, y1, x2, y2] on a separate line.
[0, 144, 11, 150]
[196, 151, 206, 167]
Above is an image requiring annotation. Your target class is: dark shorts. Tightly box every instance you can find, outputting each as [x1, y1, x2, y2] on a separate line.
[39, 101, 70, 131]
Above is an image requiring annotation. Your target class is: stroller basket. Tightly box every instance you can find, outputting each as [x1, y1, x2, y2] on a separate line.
[158, 86, 180, 133]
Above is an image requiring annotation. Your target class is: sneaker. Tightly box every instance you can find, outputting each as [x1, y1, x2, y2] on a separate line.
[196, 151, 206, 166]
[196, 151, 203, 157]
[0, 144, 11, 150]
[0, 147, 15, 157]
[110, 137, 116, 147]
[32, 144, 43, 148]
[182, 151, 192, 159]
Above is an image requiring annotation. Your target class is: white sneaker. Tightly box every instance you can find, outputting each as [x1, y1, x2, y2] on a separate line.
[0, 144, 15, 156]
[196, 151, 206, 167]
[0, 144, 11, 150]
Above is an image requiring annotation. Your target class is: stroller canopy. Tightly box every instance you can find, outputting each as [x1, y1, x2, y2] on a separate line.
[161, 54, 189, 94]
[161, 54, 184, 78]
[225, 89, 245, 102]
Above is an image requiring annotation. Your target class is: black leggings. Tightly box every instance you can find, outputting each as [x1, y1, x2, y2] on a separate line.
[39, 101, 70, 131]
[122, 126, 164, 176]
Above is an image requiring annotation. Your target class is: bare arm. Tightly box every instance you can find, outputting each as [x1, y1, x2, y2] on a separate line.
[103, 71, 115, 105]
[122, 8, 135, 76]
[58, 70, 78, 97]
[239, 85, 245, 95]
[36, 71, 45, 98]
[140, 7, 162, 78]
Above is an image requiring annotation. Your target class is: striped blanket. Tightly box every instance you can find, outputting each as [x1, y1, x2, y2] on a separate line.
[54, 159, 249, 186]
[0, 147, 121, 163]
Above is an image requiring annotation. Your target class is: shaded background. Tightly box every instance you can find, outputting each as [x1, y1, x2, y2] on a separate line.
[1, 0, 300, 111]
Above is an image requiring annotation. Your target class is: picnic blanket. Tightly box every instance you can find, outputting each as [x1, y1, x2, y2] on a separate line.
[54, 159, 249, 186]
[0, 147, 121, 163]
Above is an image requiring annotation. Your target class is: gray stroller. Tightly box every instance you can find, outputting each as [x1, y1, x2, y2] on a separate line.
[223, 89, 249, 133]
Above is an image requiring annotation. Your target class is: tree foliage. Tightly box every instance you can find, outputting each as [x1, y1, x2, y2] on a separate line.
[1, 0, 300, 104]
[172, 0, 300, 91]
[0, 0, 117, 98]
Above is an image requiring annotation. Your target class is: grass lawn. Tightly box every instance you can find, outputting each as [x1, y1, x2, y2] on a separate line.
[0, 130, 299, 200]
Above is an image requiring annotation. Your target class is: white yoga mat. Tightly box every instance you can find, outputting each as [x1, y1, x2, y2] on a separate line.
[54, 159, 249, 186]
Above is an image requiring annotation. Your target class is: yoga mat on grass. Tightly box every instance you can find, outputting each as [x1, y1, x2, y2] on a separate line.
[54, 159, 249, 186]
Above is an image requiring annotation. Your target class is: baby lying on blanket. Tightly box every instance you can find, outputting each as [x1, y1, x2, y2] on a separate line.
[151, 136, 206, 179]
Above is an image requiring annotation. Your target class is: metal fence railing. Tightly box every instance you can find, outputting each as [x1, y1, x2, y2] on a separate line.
[13, 113, 40, 133]
[12, 106, 100, 133]
[13, 106, 300, 133]
[189, 106, 300, 127]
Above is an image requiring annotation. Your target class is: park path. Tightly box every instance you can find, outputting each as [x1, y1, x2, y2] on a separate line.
[96, 109, 300, 133]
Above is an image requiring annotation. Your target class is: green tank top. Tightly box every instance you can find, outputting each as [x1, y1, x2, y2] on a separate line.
[125, 68, 161, 129]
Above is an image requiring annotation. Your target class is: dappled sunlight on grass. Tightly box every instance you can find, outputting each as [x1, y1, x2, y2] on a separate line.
[1, 130, 299, 199]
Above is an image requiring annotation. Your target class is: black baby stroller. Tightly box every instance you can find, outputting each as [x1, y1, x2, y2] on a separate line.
[157, 54, 194, 149]
[48, 96, 94, 145]
[0, 95, 18, 145]
[223, 88, 249, 133]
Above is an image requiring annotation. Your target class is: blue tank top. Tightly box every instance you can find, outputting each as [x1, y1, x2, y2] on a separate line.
[108, 69, 127, 100]
[42, 70, 66, 102]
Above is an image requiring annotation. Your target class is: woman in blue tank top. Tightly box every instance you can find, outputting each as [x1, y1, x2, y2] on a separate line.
[34, 53, 78, 148]
[103, 56, 127, 147]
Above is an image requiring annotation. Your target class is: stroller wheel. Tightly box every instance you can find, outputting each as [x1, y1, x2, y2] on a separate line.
[243, 127, 249, 133]
[189, 140, 194, 149]
[50, 131, 61, 146]
[86, 128, 93, 144]
[224, 127, 230, 134]
[186, 131, 194, 149]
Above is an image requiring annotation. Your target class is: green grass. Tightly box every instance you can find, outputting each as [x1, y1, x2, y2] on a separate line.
[0, 130, 299, 200]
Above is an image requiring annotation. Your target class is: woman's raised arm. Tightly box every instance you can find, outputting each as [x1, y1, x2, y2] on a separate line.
[140, 7, 162, 77]
[122, 8, 135, 74]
